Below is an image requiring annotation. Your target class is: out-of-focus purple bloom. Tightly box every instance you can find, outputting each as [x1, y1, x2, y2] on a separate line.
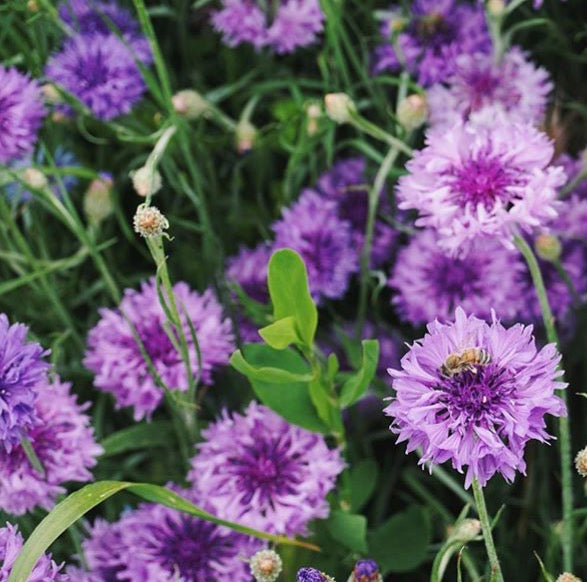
[317, 157, 398, 267]
[384, 308, 566, 488]
[212, 0, 324, 54]
[0, 314, 49, 453]
[0, 66, 45, 164]
[373, 0, 490, 86]
[389, 230, 525, 325]
[45, 33, 146, 121]
[273, 189, 358, 302]
[350, 559, 383, 582]
[296, 568, 333, 582]
[188, 401, 344, 536]
[0, 523, 66, 581]
[397, 120, 566, 255]
[0, 376, 102, 516]
[427, 47, 552, 128]
[84, 278, 235, 421]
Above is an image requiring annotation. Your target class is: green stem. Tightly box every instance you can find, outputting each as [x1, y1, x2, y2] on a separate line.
[349, 110, 414, 157]
[514, 234, 573, 572]
[471, 479, 504, 582]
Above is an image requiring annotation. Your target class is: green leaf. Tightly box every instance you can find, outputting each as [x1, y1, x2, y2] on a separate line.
[308, 377, 335, 428]
[6, 481, 319, 582]
[100, 421, 175, 457]
[350, 458, 379, 512]
[267, 249, 317, 348]
[259, 316, 299, 349]
[339, 340, 380, 407]
[368, 506, 431, 574]
[230, 349, 314, 383]
[326, 510, 368, 553]
[241, 344, 328, 433]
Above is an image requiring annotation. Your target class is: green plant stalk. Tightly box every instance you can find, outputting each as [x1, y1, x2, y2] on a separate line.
[514, 234, 573, 571]
[349, 110, 414, 157]
[143, 125, 177, 205]
[471, 479, 504, 582]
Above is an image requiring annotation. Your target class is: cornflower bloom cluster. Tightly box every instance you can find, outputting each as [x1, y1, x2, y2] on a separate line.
[84, 278, 234, 420]
[212, 0, 324, 54]
[384, 308, 566, 487]
[188, 401, 345, 536]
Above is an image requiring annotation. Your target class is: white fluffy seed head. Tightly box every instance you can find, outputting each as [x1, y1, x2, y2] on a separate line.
[133, 204, 169, 238]
[250, 549, 283, 582]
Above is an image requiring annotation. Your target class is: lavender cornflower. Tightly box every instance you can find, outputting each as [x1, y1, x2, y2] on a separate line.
[384, 308, 566, 488]
[0, 66, 45, 164]
[84, 278, 234, 421]
[389, 230, 525, 325]
[1, 523, 66, 581]
[273, 189, 358, 302]
[373, 0, 490, 86]
[297, 568, 335, 582]
[427, 47, 552, 128]
[212, 0, 324, 54]
[397, 120, 566, 255]
[0, 376, 102, 516]
[188, 401, 345, 536]
[348, 559, 383, 582]
[45, 33, 146, 121]
[0, 314, 49, 453]
[58, 0, 152, 63]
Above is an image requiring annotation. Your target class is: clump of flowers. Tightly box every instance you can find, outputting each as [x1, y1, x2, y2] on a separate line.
[0, 66, 45, 164]
[0, 375, 102, 515]
[384, 308, 566, 487]
[373, 0, 491, 86]
[1, 523, 66, 581]
[427, 47, 552, 128]
[389, 230, 525, 325]
[0, 313, 50, 452]
[397, 120, 566, 255]
[84, 278, 234, 420]
[212, 0, 324, 54]
[188, 401, 345, 536]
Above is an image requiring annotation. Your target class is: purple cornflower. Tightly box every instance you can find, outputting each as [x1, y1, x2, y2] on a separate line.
[58, 0, 152, 63]
[389, 230, 525, 325]
[317, 157, 398, 267]
[0, 66, 45, 164]
[0, 523, 66, 581]
[273, 189, 358, 302]
[212, 0, 324, 54]
[188, 401, 345, 536]
[397, 120, 566, 255]
[384, 308, 566, 488]
[84, 278, 235, 421]
[0, 314, 49, 453]
[373, 0, 490, 87]
[0, 375, 102, 516]
[427, 47, 552, 129]
[350, 559, 383, 582]
[296, 568, 333, 582]
[45, 33, 146, 121]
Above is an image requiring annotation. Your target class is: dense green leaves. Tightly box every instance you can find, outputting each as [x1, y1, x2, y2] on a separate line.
[339, 339, 379, 407]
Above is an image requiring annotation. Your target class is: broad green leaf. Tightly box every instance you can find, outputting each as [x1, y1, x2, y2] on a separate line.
[100, 421, 175, 457]
[350, 458, 379, 512]
[367, 506, 431, 574]
[259, 316, 299, 349]
[267, 249, 317, 348]
[242, 344, 328, 433]
[230, 349, 314, 383]
[7, 481, 319, 582]
[326, 510, 368, 553]
[340, 340, 380, 407]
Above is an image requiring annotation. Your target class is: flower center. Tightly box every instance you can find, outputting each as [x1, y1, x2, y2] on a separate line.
[412, 12, 455, 47]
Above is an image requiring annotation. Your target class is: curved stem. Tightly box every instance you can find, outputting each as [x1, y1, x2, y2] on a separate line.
[471, 479, 504, 582]
[514, 235, 573, 572]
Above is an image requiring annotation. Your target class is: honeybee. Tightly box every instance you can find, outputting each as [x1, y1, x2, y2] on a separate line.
[440, 347, 491, 378]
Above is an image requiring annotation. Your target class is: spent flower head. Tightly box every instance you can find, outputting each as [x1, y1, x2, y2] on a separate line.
[133, 204, 169, 238]
[250, 549, 283, 582]
[575, 446, 587, 478]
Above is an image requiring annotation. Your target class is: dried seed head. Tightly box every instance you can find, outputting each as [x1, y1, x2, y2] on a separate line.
[133, 204, 169, 238]
[575, 446, 587, 478]
[250, 549, 283, 582]
[130, 167, 162, 198]
[324, 93, 356, 124]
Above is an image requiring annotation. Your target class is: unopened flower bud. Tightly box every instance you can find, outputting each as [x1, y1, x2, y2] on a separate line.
[250, 549, 282, 582]
[324, 93, 356, 124]
[397, 93, 428, 132]
[130, 167, 162, 198]
[172, 89, 209, 120]
[84, 172, 114, 225]
[535, 234, 562, 262]
[27, 0, 39, 12]
[388, 16, 408, 35]
[448, 518, 481, 542]
[575, 446, 587, 478]
[133, 204, 169, 238]
[235, 119, 257, 154]
[347, 559, 382, 582]
[297, 567, 336, 582]
[487, 0, 506, 16]
[22, 168, 47, 190]
[556, 574, 583, 582]
[306, 102, 322, 136]
[42, 84, 61, 105]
